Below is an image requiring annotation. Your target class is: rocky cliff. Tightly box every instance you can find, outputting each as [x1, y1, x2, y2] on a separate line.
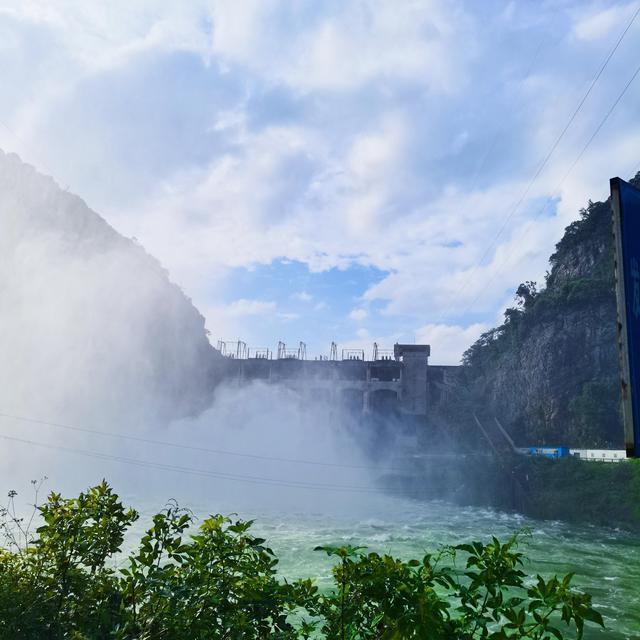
[0, 150, 220, 429]
[444, 175, 640, 448]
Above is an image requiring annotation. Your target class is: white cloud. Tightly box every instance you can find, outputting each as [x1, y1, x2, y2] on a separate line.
[110, 111, 417, 290]
[278, 312, 300, 321]
[415, 323, 488, 365]
[292, 291, 313, 302]
[203, 298, 301, 344]
[210, 0, 474, 93]
[0, 1, 213, 71]
[225, 299, 277, 317]
[573, 2, 637, 41]
[348, 308, 368, 322]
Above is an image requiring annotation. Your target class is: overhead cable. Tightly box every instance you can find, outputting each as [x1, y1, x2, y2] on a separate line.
[0, 432, 407, 495]
[438, 3, 640, 322]
[0, 411, 469, 474]
[461, 59, 640, 316]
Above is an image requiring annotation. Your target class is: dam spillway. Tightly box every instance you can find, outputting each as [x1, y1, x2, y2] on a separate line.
[217, 342, 458, 420]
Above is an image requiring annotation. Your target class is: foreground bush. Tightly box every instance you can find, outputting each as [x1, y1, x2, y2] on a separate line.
[0, 482, 603, 639]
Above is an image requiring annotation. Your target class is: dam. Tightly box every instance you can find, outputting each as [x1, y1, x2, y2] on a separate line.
[216, 340, 458, 420]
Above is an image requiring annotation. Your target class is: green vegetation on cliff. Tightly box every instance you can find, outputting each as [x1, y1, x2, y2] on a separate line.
[0, 482, 604, 639]
[445, 174, 640, 448]
[521, 456, 640, 525]
[387, 453, 640, 530]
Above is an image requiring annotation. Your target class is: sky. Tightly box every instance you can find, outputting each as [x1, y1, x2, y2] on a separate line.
[0, 0, 638, 364]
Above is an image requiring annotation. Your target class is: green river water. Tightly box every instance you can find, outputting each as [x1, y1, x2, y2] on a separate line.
[129, 493, 639, 639]
[2, 433, 637, 638]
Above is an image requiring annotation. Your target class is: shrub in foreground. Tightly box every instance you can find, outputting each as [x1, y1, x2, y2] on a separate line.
[0, 482, 603, 639]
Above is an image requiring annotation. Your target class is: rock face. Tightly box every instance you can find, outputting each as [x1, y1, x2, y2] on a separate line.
[448, 176, 640, 448]
[0, 150, 219, 429]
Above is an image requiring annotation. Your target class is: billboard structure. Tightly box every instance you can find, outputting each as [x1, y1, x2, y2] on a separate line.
[610, 177, 640, 457]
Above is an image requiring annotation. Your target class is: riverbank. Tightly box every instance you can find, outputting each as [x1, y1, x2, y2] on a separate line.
[3, 482, 637, 639]
[170, 488, 640, 638]
[383, 453, 640, 530]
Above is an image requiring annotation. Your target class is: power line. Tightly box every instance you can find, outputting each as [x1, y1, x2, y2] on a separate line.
[0, 411, 384, 471]
[438, 3, 640, 323]
[0, 432, 407, 495]
[0, 411, 466, 473]
[461, 59, 640, 317]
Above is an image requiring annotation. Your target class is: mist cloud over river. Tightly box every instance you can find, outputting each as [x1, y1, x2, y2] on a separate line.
[0, 150, 384, 510]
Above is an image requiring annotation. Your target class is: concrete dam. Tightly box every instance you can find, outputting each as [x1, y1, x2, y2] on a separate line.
[216, 341, 458, 421]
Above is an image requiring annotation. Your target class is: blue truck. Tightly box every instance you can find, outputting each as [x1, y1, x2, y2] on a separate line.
[526, 446, 570, 459]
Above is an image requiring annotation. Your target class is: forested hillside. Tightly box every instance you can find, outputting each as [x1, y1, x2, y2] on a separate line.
[443, 174, 640, 448]
[0, 151, 220, 428]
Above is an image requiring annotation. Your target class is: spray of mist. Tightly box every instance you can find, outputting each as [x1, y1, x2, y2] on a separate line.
[0, 150, 384, 513]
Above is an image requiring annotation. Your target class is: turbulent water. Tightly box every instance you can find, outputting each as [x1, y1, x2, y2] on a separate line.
[126, 493, 640, 640]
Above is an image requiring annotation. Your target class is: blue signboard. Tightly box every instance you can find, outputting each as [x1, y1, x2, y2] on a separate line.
[610, 178, 640, 457]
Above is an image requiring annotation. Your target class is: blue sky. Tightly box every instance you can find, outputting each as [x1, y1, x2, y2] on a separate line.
[1, 0, 639, 363]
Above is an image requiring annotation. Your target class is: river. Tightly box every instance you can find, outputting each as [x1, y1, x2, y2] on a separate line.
[128, 492, 639, 639]
[1, 424, 638, 638]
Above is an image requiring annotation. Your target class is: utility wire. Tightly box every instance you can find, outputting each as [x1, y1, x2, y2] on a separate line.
[0, 432, 412, 495]
[438, 3, 640, 323]
[0, 412, 377, 471]
[460, 59, 640, 317]
[0, 411, 467, 473]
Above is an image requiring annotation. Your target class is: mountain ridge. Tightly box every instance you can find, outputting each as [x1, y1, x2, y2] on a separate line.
[0, 150, 219, 428]
[441, 173, 640, 448]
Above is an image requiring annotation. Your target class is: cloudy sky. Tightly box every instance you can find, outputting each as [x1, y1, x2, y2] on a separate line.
[1, 0, 638, 364]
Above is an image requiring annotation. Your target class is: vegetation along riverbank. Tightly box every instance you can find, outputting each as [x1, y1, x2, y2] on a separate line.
[386, 453, 640, 530]
[0, 481, 605, 639]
